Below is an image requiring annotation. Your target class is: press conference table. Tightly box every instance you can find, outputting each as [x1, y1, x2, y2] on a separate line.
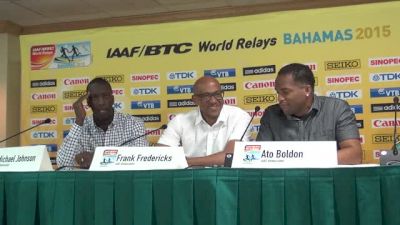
[1, 166, 399, 225]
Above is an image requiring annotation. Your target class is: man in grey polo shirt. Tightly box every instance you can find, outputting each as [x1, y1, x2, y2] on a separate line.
[256, 63, 362, 164]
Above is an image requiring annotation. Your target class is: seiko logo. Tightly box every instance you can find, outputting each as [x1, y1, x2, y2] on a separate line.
[131, 101, 161, 109]
[63, 117, 76, 125]
[244, 94, 277, 104]
[63, 77, 90, 86]
[167, 71, 196, 80]
[224, 97, 237, 105]
[372, 134, 399, 144]
[131, 87, 160, 95]
[370, 88, 400, 98]
[31, 131, 57, 139]
[371, 103, 400, 113]
[31, 92, 57, 100]
[131, 73, 160, 82]
[31, 118, 57, 126]
[372, 119, 400, 128]
[112, 88, 125, 96]
[327, 90, 362, 99]
[243, 65, 275, 76]
[63, 90, 86, 99]
[31, 105, 57, 113]
[133, 114, 161, 122]
[30, 79, 57, 88]
[326, 74, 361, 85]
[220, 83, 236, 92]
[167, 99, 196, 108]
[204, 68, 235, 78]
[370, 72, 400, 82]
[243, 80, 275, 90]
[98, 75, 125, 83]
[166, 85, 193, 94]
[369, 56, 400, 67]
[325, 59, 361, 70]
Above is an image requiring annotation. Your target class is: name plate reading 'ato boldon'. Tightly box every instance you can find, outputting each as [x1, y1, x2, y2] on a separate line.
[232, 141, 338, 168]
[0, 145, 53, 171]
[89, 147, 188, 171]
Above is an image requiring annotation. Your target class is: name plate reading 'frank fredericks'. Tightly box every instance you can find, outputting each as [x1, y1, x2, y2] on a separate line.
[89, 147, 188, 171]
[0, 145, 53, 171]
[232, 141, 338, 168]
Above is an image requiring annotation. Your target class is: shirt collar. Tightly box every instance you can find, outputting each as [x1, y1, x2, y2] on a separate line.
[194, 105, 227, 126]
[284, 95, 320, 120]
[89, 111, 118, 130]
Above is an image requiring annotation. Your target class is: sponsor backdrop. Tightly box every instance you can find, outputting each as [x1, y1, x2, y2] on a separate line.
[20, 2, 399, 164]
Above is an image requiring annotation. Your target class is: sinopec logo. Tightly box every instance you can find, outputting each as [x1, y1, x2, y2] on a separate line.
[63, 90, 86, 99]
[166, 85, 193, 94]
[224, 97, 237, 105]
[370, 87, 400, 98]
[167, 71, 196, 80]
[369, 56, 400, 67]
[63, 117, 76, 125]
[31, 118, 57, 126]
[372, 119, 400, 128]
[372, 134, 399, 144]
[131, 101, 161, 109]
[243, 65, 275, 76]
[244, 94, 277, 104]
[31, 92, 57, 100]
[204, 68, 235, 78]
[247, 110, 264, 118]
[63, 77, 90, 86]
[31, 79, 57, 88]
[350, 105, 363, 114]
[326, 74, 361, 85]
[133, 114, 161, 122]
[327, 90, 362, 100]
[31, 105, 57, 113]
[98, 75, 125, 83]
[243, 80, 275, 90]
[63, 104, 89, 112]
[167, 99, 196, 108]
[325, 59, 361, 70]
[371, 103, 400, 113]
[370, 72, 400, 82]
[112, 88, 125, 96]
[131, 73, 160, 82]
[31, 131, 57, 139]
[221, 83, 236, 92]
[131, 87, 160, 96]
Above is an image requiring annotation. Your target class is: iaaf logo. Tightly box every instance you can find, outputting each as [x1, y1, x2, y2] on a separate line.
[246, 110, 264, 118]
[224, 97, 237, 105]
[63, 117, 76, 125]
[112, 88, 125, 96]
[369, 56, 400, 67]
[327, 90, 362, 99]
[31, 92, 57, 100]
[63, 104, 89, 112]
[145, 128, 162, 136]
[350, 105, 363, 114]
[371, 103, 400, 113]
[243, 80, 275, 90]
[31, 118, 57, 126]
[370, 87, 400, 98]
[63, 77, 90, 86]
[372, 119, 400, 128]
[370, 72, 400, 82]
[113, 102, 124, 110]
[167, 85, 193, 94]
[167, 71, 196, 80]
[204, 68, 235, 78]
[131, 100, 161, 109]
[31, 131, 57, 139]
[325, 74, 361, 85]
[131, 87, 160, 95]
[131, 73, 160, 82]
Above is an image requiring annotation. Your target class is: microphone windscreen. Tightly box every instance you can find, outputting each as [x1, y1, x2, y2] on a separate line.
[161, 124, 168, 129]
[394, 96, 399, 104]
[44, 118, 52, 124]
[255, 106, 261, 112]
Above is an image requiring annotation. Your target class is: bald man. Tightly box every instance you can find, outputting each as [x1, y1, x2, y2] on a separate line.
[157, 77, 252, 166]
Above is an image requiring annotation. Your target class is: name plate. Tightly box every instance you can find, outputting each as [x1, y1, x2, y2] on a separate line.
[232, 141, 338, 168]
[89, 146, 188, 171]
[0, 145, 53, 171]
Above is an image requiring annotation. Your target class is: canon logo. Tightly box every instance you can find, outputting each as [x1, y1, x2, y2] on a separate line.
[145, 128, 161, 136]
[223, 97, 237, 105]
[244, 80, 275, 90]
[63, 78, 90, 86]
[326, 75, 361, 85]
[31, 92, 57, 100]
[131, 74, 160, 82]
[372, 119, 400, 128]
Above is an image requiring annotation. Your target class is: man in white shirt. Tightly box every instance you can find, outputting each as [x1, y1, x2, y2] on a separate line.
[157, 76, 251, 166]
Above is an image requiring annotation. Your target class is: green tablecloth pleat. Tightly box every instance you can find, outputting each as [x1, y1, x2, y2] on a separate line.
[114, 172, 134, 225]
[74, 172, 95, 225]
[238, 170, 261, 225]
[193, 169, 217, 225]
[133, 171, 153, 225]
[94, 172, 115, 225]
[172, 170, 193, 225]
[380, 167, 400, 225]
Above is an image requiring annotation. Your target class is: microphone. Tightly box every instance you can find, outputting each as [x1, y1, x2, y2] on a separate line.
[0, 118, 51, 144]
[392, 96, 399, 155]
[119, 124, 167, 146]
[380, 96, 400, 165]
[240, 106, 260, 141]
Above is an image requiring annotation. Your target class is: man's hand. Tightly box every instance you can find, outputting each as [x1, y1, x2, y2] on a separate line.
[73, 92, 88, 126]
[75, 151, 94, 169]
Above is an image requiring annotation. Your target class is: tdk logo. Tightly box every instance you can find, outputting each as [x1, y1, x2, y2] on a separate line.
[131, 101, 161, 109]
[31, 131, 57, 139]
[113, 102, 124, 110]
[350, 105, 363, 114]
[221, 83, 236, 92]
[131, 87, 160, 96]
[327, 90, 362, 99]
[370, 72, 400, 82]
[370, 87, 400, 98]
[167, 85, 193, 94]
[204, 68, 235, 78]
[167, 71, 196, 80]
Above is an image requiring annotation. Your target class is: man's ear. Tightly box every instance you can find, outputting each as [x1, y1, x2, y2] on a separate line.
[191, 95, 199, 106]
[304, 85, 312, 96]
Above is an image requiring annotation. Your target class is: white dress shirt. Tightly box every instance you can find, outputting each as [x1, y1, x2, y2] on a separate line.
[158, 105, 252, 157]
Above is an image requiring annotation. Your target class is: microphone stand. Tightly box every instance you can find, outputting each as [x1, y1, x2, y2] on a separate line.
[0, 118, 51, 144]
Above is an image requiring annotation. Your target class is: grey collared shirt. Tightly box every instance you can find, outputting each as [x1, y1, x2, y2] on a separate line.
[256, 96, 360, 144]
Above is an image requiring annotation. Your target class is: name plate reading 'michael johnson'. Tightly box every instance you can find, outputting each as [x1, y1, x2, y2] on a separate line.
[89, 147, 188, 171]
[0, 145, 53, 171]
[232, 141, 338, 168]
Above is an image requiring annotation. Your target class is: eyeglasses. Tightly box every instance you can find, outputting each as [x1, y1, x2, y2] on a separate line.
[194, 91, 224, 101]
